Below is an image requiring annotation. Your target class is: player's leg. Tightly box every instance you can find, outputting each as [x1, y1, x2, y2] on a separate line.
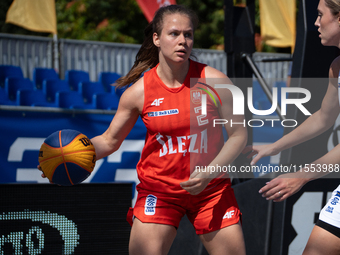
[189, 182, 245, 255]
[303, 225, 340, 255]
[199, 221, 246, 255]
[128, 191, 185, 255]
[303, 186, 340, 255]
[129, 217, 177, 255]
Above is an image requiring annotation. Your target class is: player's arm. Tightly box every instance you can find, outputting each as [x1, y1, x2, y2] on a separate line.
[180, 67, 247, 194]
[205, 66, 248, 173]
[91, 79, 144, 160]
[244, 56, 340, 165]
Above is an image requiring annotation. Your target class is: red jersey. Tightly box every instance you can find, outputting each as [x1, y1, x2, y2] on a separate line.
[137, 60, 230, 195]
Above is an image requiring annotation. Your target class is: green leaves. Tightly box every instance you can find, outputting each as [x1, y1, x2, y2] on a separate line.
[55, 0, 147, 43]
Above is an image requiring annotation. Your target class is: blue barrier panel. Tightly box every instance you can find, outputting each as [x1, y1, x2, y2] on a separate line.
[0, 108, 146, 196]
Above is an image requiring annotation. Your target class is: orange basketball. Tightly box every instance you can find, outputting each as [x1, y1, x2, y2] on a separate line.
[38, 129, 96, 186]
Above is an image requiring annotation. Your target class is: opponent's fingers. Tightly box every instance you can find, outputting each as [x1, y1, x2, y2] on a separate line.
[246, 151, 258, 159]
[242, 145, 254, 154]
[264, 188, 288, 202]
[273, 192, 289, 202]
[259, 184, 282, 199]
[259, 178, 282, 195]
[250, 153, 265, 165]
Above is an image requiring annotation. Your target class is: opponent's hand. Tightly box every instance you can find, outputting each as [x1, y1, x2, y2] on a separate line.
[242, 144, 279, 166]
[259, 173, 307, 202]
[180, 170, 211, 195]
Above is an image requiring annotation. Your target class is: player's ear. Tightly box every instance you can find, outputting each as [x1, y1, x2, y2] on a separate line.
[153, 32, 160, 47]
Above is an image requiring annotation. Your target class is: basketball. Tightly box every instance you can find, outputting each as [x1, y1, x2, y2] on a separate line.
[38, 129, 96, 186]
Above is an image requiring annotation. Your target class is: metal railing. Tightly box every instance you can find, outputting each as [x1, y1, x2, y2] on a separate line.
[0, 33, 291, 85]
[0, 33, 53, 80]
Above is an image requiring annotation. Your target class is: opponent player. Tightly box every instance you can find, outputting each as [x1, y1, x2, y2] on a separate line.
[243, 0, 340, 254]
[90, 4, 247, 255]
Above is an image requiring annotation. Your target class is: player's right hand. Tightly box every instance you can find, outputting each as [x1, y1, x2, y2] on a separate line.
[37, 165, 54, 184]
[37, 165, 46, 178]
[259, 173, 307, 202]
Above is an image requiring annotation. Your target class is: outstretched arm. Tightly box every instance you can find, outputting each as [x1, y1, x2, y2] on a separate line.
[243, 56, 340, 166]
[91, 80, 144, 159]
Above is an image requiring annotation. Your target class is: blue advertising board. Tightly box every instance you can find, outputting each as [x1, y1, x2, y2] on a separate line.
[1, 109, 147, 203]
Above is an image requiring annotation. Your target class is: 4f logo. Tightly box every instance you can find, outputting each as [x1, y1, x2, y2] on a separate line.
[223, 210, 235, 219]
[151, 98, 164, 106]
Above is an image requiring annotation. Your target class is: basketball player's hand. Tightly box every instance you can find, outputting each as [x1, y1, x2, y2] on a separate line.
[242, 144, 279, 166]
[37, 165, 45, 177]
[180, 170, 211, 195]
[37, 165, 53, 184]
[259, 173, 307, 202]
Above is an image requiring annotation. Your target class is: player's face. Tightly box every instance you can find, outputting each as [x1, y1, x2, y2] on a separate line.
[153, 13, 194, 63]
[315, 0, 340, 47]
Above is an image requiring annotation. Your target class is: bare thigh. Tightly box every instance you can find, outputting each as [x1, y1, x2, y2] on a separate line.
[129, 217, 177, 255]
[199, 222, 246, 255]
[303, 225, 340, 255]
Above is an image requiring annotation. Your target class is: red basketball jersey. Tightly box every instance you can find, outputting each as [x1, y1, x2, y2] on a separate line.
[137, 60, 230, 195]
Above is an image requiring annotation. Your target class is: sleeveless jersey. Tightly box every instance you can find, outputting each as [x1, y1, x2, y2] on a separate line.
[137, 60, 230, 195]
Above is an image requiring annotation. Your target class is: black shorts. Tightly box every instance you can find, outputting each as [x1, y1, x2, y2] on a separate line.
[316, 219, 340, 239]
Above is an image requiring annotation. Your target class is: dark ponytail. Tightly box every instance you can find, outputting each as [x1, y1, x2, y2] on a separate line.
[115, 22, 159, 88]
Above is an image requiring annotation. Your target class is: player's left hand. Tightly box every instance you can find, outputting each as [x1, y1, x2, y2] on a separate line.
[180, 170, 211, 195]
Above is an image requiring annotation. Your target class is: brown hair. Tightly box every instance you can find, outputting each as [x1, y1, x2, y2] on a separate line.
[325, 0, 340, 15]
[115, 5, 198, 88]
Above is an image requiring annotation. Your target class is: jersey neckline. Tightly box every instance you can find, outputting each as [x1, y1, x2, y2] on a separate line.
[153, 60, 192, 93]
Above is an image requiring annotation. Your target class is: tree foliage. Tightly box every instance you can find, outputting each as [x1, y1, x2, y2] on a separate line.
[55, 0, 148, 44]
[177, 0, 225, 49]
[0, 0, 229, 49]
[0, 0, 297, 52]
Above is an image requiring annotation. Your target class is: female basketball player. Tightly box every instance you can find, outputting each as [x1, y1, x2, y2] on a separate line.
[90, 5, 247, 255]
[243, 0, 340, 254]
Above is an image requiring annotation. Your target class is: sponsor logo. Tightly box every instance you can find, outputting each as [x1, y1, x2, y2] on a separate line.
[147, 109, 179, 117]
[151, 98, 164, 107]
[223, 209, 235, 219]
[325, 206, 334, 213]
[144, 195, 157, 215]
[331, 197, 339, 206]
[79, 137, 92, 147]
